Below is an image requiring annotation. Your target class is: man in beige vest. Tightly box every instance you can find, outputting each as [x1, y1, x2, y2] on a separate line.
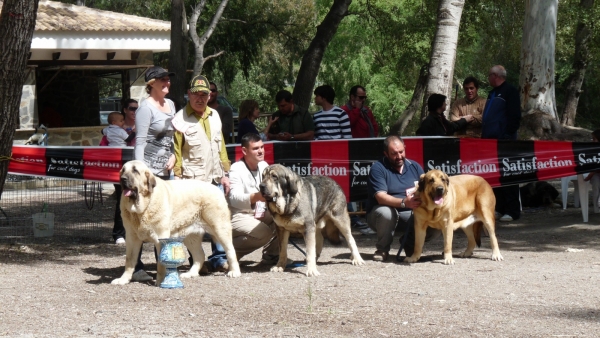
[450, 76, 486, 138]
[172, 74, 231, 190]
[172, 74, 232, 271]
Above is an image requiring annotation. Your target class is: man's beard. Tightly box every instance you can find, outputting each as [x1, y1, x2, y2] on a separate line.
[391, 156, 405, 169]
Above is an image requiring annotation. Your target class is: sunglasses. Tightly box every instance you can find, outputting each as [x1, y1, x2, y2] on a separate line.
[127, 106, 138, 111]
[357, 95, 367, 100]
[210, 88, 217, 92]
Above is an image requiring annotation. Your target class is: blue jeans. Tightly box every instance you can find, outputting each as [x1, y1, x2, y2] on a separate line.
[207, 183, 228, 269]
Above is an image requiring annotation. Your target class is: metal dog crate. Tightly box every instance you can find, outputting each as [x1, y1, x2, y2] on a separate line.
[0, 175, 113, 241]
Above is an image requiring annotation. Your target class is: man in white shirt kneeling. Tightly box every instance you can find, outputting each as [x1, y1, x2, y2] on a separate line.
[228, 133, 279, 264]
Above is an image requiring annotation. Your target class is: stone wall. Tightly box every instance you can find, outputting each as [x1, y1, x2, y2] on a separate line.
[19, 68, 38, 130]
[13, 126, 104, 146]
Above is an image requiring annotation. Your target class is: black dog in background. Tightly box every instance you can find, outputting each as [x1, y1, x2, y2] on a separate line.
[520, 181, 559, 208]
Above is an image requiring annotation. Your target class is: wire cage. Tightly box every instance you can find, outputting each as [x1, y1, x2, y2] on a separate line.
[0, 175, 114, 241]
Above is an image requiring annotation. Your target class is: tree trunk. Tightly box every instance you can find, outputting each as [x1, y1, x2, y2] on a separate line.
[0, 0, 40, 198]
[388, 65, 428, 136]
[189, 0, 229, 77]
[560, 0, 594, 126]
[421, 0, 465, 120]
[292, 0, 352, 109]
[168, 0, 189, 111]
[519, 0, 558, 118]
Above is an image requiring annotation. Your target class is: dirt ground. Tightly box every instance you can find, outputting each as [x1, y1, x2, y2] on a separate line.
[1, 203, 600, 337]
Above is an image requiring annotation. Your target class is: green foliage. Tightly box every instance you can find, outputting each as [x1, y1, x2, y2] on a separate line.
[51, 0, 600, 131]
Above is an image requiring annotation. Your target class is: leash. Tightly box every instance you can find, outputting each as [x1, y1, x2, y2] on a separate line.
[288, 238, 306, 256]
[396, 217, 413, 262]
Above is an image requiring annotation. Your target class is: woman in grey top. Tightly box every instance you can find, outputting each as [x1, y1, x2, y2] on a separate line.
[135, 66, 177, 178]
[128, 66, 176, 282]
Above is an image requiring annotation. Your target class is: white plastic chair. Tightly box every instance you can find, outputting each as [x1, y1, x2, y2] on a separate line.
[560, 174, 595, 222]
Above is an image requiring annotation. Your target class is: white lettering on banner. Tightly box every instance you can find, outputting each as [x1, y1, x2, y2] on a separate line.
[83, 160, 121, 168]
[50, 157, 83, 166]
[501, 157, 573, 171]
[427, 159, 498, 174]
[352, 162, 371, 176]
[287, 163, 348, 177]
[578, 153, 600, 165]
[14, 156, 44, 163]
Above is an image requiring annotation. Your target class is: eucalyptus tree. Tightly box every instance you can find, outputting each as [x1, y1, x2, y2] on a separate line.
[519, 0, 559, 119]
[560, 0, 595, 126]
[421, 0, 465, 120]
[0, 0, 40, 196]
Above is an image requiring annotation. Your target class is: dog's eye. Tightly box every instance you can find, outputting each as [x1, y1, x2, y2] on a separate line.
[132, 167, 139, 174]
[271, 174, 278, 179]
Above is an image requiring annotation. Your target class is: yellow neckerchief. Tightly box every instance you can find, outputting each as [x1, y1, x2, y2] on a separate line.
[186, 103, 212, 138]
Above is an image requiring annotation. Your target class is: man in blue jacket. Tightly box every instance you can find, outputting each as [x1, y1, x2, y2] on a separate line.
[482, 65, 522, 222]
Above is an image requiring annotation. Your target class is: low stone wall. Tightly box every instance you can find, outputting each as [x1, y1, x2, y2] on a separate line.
[14, 126, 104, 146]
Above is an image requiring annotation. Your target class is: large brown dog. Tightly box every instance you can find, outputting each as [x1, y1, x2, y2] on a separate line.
[111, 160, 241, 286]
[259, 164, 364, 277]
[405, 169, 503, 265]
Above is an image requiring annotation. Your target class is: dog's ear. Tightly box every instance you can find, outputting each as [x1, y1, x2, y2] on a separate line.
[284, 169, 299, 195]
[417, 173, 426, 193]
[145, 171, 156, 194]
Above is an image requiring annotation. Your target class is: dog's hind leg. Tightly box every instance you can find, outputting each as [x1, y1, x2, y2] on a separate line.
[332, 214, 365, 266]
[483, 219, 503, 261]
[459, 223, 477, 258]
[111, 235, 144, 285]
[315, 221, 325, 261]
[304, 222, 320, 277]
[271, 226, 289, 273]
[211, 224, 242, 278]
[181, 232, 204, 279]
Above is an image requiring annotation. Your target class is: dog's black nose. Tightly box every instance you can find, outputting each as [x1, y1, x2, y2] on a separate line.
[436, 186, 444, 193]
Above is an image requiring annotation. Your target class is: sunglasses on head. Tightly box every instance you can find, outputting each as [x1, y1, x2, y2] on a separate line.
[127, 106, 138, 111]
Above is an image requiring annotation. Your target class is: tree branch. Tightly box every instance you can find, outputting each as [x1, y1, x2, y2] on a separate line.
[188, 0, 208, 49]
[204, 50, 225, 62]
[199, 0, 229, 45]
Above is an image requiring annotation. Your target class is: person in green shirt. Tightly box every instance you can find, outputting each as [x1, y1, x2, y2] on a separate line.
[267, 90, 315, 141]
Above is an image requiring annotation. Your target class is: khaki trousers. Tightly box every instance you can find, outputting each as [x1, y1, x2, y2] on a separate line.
[231, 212, 279, 259]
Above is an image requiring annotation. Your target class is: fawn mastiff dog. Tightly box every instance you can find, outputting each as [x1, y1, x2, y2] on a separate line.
[111, 160, 241, 285]
[404, 169, 503, 265]
[259, 164, 365, 276]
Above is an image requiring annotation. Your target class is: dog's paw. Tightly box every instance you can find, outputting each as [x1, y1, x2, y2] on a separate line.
[352, 257, 365, 266]
[270, 265, 285, 273]
[305, 268, 321, 277]
[443, 257, 455, 265]
[459, 251, 473, 258]
[226, 269, 241, 278]
[491, 253, 504, 261]
[180, 271, 198, 279]
[404, 256, 419, 263]
[111, 277, 130, 285]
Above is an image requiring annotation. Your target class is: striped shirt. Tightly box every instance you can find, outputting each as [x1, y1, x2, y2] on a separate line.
[313, 106, 352, 140]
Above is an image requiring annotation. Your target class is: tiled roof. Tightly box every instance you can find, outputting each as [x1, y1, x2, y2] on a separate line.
[0, 0, 170, 32]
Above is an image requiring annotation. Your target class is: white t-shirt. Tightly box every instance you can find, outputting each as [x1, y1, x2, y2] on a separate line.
[103, 125, 129, 147]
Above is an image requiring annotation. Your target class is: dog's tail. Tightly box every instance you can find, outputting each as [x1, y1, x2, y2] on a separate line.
[473, 221, 483, 248]
[322, 222, 341, 245]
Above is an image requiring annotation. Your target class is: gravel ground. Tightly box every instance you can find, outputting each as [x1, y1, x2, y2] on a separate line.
[1, 205, 600, 337]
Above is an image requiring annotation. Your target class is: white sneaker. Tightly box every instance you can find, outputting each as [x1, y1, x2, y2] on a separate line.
[494, 211, 502, 219]
[132, 269, 153, 282]
[115, 237, 126, 245]
[499, 214, 513, 222]
[358, 227, 376, 235]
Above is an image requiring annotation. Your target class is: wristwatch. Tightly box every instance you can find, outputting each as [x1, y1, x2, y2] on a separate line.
[291, 135, 295, 140]
[400, 199, 405, 208]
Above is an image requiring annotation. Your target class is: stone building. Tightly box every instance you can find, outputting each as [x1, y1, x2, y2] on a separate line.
[7, 0, 171, 146]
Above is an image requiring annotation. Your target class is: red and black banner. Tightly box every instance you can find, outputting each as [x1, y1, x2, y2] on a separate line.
[10, 137, 600, 201]
[10, 145, 132, 184]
